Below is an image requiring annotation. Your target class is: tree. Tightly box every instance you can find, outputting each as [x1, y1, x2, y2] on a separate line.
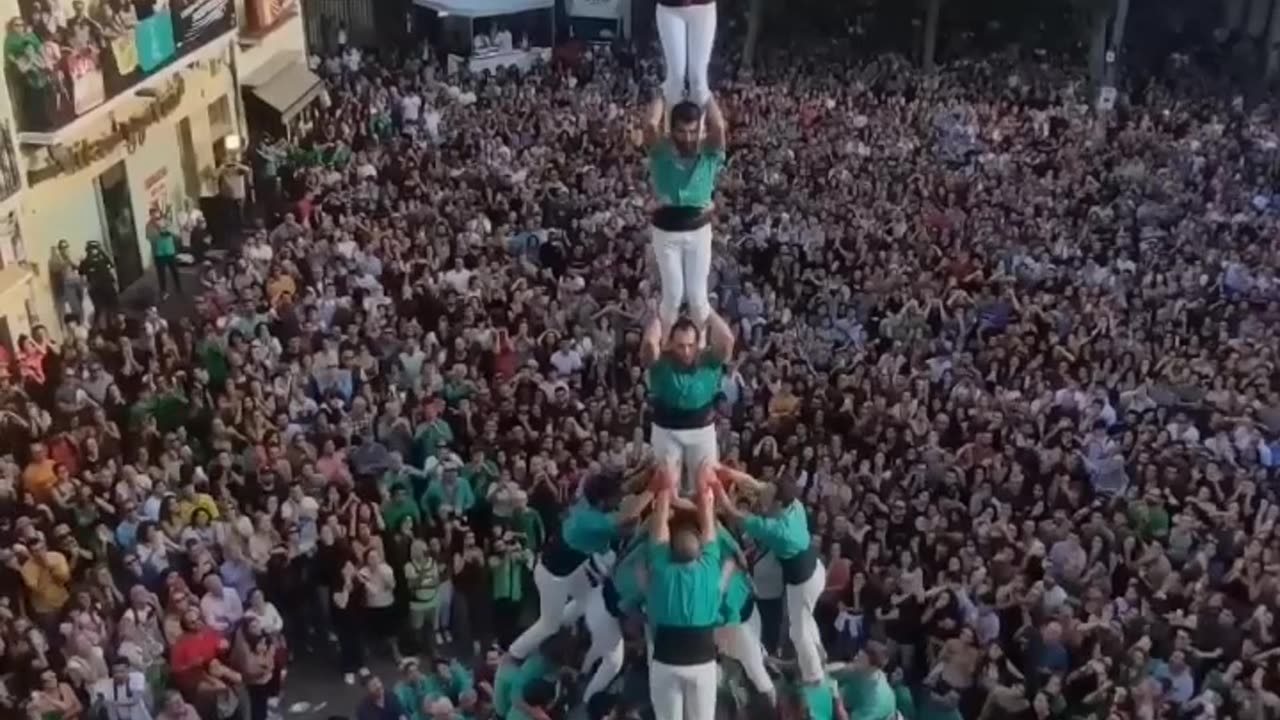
[922, 0, 944, 71]
[743, 0, 767, 71]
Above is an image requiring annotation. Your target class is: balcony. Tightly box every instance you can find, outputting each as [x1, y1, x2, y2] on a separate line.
[238, 0, 302, 47]
[0, 121, 20, 202]
[6, 0, 238, 145]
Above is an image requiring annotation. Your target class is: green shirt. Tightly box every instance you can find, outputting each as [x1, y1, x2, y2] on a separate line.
[395, 678, 433, 720]
[611, 538, 649, 613]
[649, 141, 724, 208]
[413, 419, 454, 462]
[494, 654, 550, 719]
[512, 508, 547, 554]
[383, 498, 422, 531]
[649, 353, 724, 415]
[491, 553, 526, 602]
[716, 525, 751, 624]
[148, 225, 177, 258]
[837, 669, 897, 720]
[743, 501, 811, 561]
[647, 539, 723, 627]
[562, 502, 620, 555]
[721, 567, 753, 625]
[801, 679, 838, 720]
[894, 684, 917, 720]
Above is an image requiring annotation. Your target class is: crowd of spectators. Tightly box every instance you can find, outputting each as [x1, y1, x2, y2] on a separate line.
[2, 26, 1280, 720]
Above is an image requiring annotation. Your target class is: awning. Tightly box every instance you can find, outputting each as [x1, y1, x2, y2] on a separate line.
[242, 53, 322, 123]
[413, 0, 553, 18]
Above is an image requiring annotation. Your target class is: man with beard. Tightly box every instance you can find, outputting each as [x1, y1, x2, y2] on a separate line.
[641, 310, 734, 495]
[640, 94, 727, 336]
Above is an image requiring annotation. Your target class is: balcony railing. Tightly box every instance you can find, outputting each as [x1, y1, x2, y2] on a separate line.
[4, 0, 237, 139]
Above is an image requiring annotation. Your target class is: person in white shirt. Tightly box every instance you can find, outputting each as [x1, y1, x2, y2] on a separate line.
[441, 258, 473, 295]
[94, 660, 152, 720]
[400, 92, 422, 134]
[549, 338, 584, 376]
[243, 588, 284, 638]
[200, 573, 244, 635]
[359, 548, 400, 658]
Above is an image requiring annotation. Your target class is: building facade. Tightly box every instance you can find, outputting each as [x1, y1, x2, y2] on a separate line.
[0, 0, 309, 345]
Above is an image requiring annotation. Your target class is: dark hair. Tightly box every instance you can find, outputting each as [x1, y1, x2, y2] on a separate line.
[587, 692, 619, 720]
[670, 101, 703, 127]
[522, 678, 557, 709]
[775, 479, 800, 506]
[583, 472, 621, 508]
[668, 317, 699, 339]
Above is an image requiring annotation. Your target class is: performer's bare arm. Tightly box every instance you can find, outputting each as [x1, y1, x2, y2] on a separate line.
[642, 96, 666, 150]
[649, 468, 676, 545]
[706, 310, 735, 363]
[705, 95, 728, 151]
[640, 314, 664, 367]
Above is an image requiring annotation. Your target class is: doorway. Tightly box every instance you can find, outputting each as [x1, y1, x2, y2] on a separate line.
[95, 162, 143, 291]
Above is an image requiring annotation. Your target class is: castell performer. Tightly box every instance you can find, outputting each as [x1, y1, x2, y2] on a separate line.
[655, 0, 717, 109]
[641, 309, 734, 495]
[505, 472, 652, 661]
[646, 463, 725, 720]
[580, 529, 648, 703]
[713, 466, 828, 685]
[640, 91, 727, 336]
[714, 526, 777, 705]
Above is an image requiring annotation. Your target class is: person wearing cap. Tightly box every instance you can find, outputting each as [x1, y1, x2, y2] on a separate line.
[641, 308, 734, 495]
[645, 463, 723, 720]
[714, 466, 827, 685]
[505, 471, 652, 662]
[79, 240, 117, 324]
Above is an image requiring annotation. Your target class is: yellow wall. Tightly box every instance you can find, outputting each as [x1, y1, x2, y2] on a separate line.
[0, 0, 35, 340]
[17, 42, 240, 338]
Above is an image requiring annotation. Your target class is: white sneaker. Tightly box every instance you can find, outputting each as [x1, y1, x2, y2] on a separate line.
[343, 673, 355, 685]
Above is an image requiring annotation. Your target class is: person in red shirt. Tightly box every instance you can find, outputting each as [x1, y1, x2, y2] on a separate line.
[170, 608, 242, 707]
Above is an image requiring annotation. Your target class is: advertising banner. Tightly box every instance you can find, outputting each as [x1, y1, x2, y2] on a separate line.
[136, 12, 177, 72]
[109, 33, 140, 76]
[172, 0, 235, 50]
[569, 0, 620, 19]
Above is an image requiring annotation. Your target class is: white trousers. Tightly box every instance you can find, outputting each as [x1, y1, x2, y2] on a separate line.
[509, 561, 592, 658]
[786, 560, 828, 684]
[651, 423, 719, 496]
[715, 606, 776, 702]
[651, 223, 714, 330]
[655, 2, 717, 107]
[560, 551, 616, 627]
[650, 658, 718, 720]
[581, 587, 626, 701]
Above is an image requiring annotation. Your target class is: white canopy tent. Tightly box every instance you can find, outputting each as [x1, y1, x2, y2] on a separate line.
[413, 0, 556, 57]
